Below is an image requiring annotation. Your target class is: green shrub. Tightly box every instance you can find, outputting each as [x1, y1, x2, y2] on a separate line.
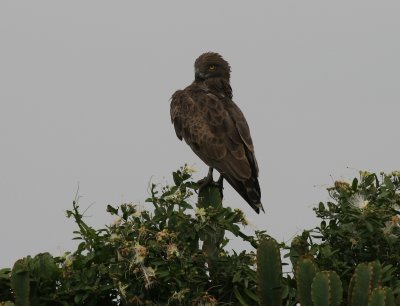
[1, 167, 400, 305]
[290, 171, 400, 301]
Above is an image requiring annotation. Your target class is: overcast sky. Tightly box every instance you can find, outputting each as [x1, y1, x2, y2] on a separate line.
[1, 1, 399, 268]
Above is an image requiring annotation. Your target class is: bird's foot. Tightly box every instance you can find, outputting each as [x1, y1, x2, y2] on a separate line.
[197, 171, 224, 199]
[197, 173, 214, 192]
[196, 167, 213, 189]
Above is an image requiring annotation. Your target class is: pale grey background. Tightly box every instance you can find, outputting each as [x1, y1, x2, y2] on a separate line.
[1, 1, 399, 268]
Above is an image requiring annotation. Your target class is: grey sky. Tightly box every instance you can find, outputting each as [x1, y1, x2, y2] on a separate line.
[1, 1, 399, 268]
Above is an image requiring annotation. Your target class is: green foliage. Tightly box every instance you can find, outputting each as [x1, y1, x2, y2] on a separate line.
[1, 166, 264, 305]
[291, 171, 400, 300]
[1, 167, 400, 305]
[0, 269, 12, 302]
[257, 238, 282, 306]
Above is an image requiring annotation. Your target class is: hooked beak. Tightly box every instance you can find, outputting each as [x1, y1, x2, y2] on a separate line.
[195, 68, 206, 81]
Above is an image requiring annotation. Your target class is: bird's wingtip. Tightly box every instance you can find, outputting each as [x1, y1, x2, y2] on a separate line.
[257, 203, 265, 214]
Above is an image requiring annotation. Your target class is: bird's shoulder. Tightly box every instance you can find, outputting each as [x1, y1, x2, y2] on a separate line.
[171, 86, 200, 122]
[171, 83, 221, 118]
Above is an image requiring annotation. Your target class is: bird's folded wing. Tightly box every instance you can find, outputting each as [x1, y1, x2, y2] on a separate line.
[171, 90, 257, 181]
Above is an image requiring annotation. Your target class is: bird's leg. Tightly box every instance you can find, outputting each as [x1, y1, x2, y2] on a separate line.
[197, 168, 224, 199]
[217, 174, 224, 190]
[197, 167, 214, 191]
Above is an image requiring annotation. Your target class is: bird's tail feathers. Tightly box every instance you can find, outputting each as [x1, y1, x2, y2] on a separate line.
[223, 174, 264, 214]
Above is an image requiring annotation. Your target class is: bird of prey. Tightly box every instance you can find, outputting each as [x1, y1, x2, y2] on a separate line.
[170, 52, 264, 213]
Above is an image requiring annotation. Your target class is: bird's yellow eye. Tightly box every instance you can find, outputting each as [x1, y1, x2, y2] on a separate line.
[208, 65, 216, 71]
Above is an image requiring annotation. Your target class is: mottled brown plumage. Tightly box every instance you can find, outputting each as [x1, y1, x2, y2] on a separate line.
[170, 52, 264, 213]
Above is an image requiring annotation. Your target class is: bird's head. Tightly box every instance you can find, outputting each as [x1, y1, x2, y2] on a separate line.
[194, 52, 231, 82]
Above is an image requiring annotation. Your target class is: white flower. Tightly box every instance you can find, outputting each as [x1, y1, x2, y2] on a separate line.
[383, 221, 394, 235]
[118, 282, 129, 298]
[349, 238, 357, 248]
[164, 189, 182, 202]
[127, 203, 136, 209]
[110, 233, 121, 241]
[391, 171, 400, 177]
[111, 217, 122, 227]
[156, 229, 169, 241]
[234, 208, 248, 225]
[142, 266, 156, 288]
[167, 243, 180, 258]
[359, 171, 372, 178]
[185, 165, 197, 174]
[64, 254, 74, 267]
[133, 243, 147, 264]
[133, 211, 141, 218]
[195, 207, 206, 222]
[143, 266, 156, 278]
[348, 193, 369, 209]
[171, 289, 190, 302]
[134, 255, 144, 263]
[383, 216, 400, 236]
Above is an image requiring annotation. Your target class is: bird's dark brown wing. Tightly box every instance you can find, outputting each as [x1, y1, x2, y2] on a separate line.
[171, 87, 263, 213]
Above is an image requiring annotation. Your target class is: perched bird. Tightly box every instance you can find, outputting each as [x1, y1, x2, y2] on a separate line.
[170, 52, 264, 213]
